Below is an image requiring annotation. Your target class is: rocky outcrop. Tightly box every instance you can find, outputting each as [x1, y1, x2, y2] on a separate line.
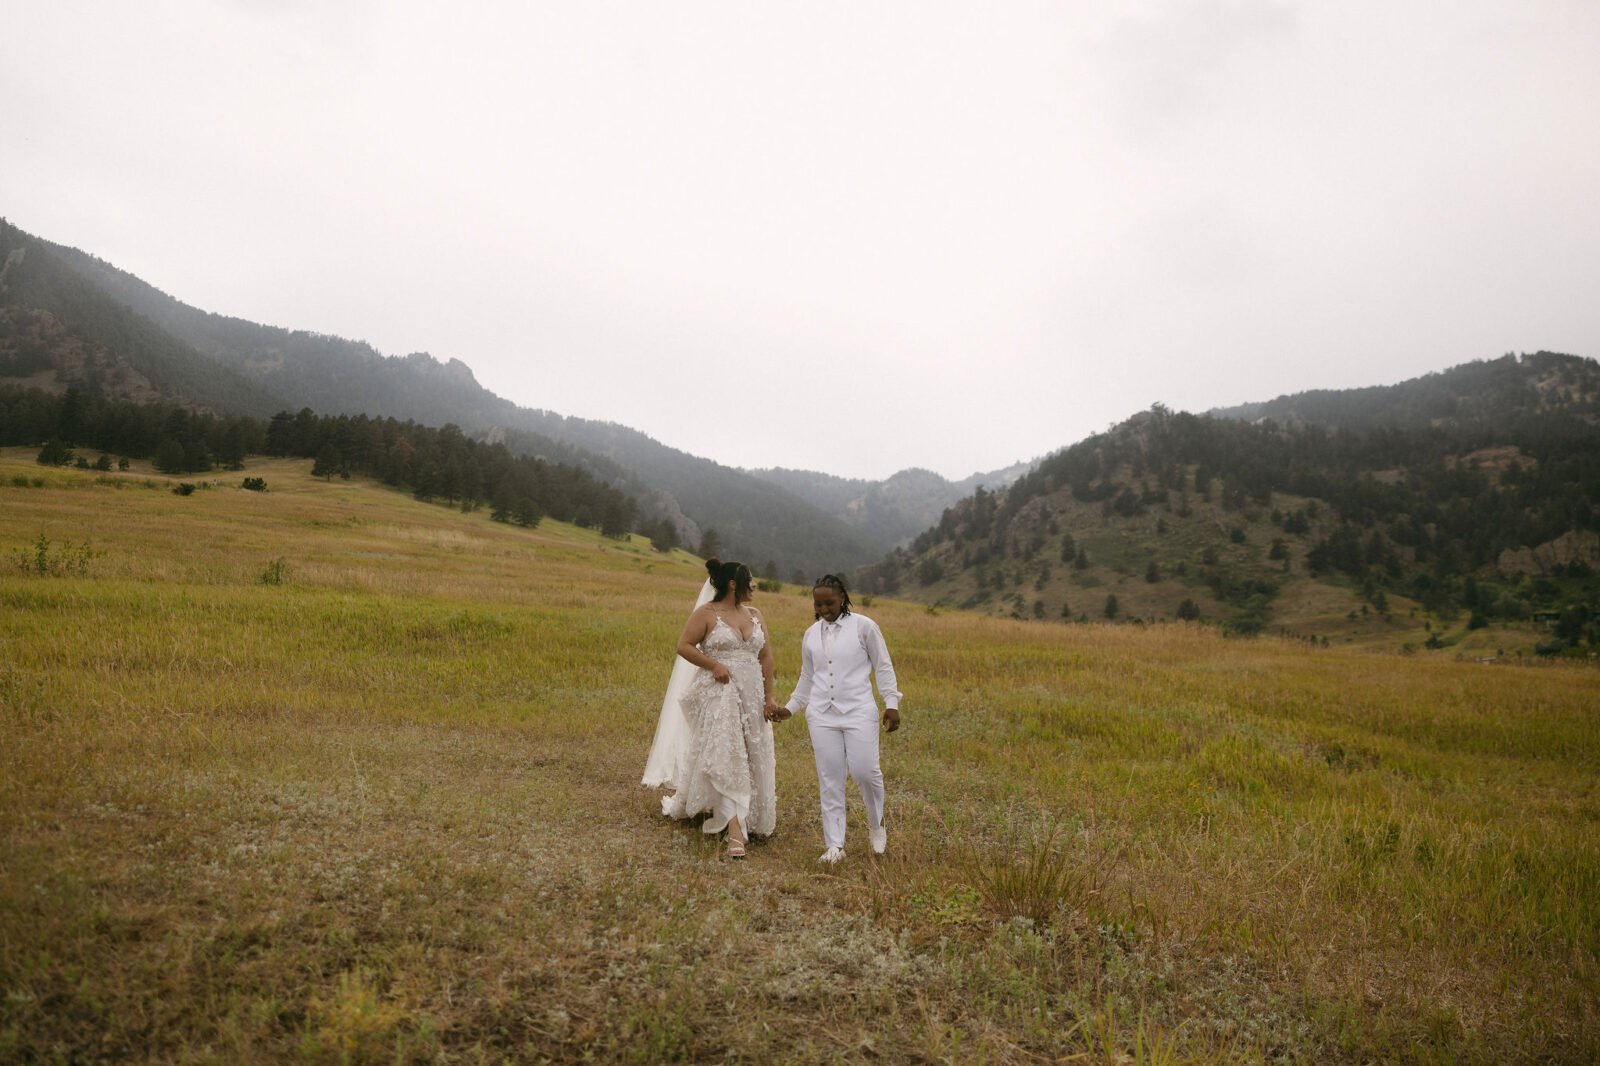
[1497, 530, 1600, 577]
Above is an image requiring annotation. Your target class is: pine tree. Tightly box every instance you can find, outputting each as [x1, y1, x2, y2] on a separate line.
[312, 444, 343, 480]
[153, 439, 186, 474]
[35, 439, 75, 466]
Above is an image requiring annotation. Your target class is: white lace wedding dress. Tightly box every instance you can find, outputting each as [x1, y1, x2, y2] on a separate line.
[657, 613, 777, 837]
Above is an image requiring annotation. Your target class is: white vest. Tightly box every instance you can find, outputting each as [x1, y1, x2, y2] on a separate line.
[800, 615, 879, 716]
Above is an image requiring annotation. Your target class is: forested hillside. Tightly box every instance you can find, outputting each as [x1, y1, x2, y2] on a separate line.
[34, 229, 532, 438]
[496, 417, 884, 578]
[0, 220, 283, 417]
[1207, 352, 1596, 432]
[1, 384, 637, 534]
[13, 216, 1594, 605]
[860, 353, 1600, 654]
[0, 219, 890, 575]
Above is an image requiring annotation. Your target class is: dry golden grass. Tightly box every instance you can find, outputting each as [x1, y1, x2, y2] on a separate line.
[2, 449, 1596, 1064]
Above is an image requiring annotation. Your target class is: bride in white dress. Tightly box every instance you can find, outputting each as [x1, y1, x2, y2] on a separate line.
[642, 558, 787, 858]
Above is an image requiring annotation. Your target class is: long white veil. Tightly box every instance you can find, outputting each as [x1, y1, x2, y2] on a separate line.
[641, 578, 715, 788]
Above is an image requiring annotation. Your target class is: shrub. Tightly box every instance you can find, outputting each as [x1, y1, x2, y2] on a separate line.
[14, 534, 49, 574]
[35, 440, 74, 467]
[260, 557, 291, 585]
[173, 483, 196, 496]
[242, 477, 267, 492]
[12, 534, 96, 576]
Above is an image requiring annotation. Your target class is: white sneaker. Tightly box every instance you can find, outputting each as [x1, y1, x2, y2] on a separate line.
[869, 826, 887, 854]
[818, 846, 845, 865]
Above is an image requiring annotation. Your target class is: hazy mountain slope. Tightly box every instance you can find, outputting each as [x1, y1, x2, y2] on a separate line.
[0, 220, 285, 417]
[10, 220, 884, 574]
[747, 459, 1036, 548]
[502, 418, 882, 576]
[35, 232, 527, 433]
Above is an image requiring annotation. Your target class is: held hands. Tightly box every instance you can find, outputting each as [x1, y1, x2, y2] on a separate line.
[763, 699, 791, 723]
[882, 707, 900, 733]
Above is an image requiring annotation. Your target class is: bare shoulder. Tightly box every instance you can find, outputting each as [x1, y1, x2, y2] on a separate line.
[682, 602, 717, 633]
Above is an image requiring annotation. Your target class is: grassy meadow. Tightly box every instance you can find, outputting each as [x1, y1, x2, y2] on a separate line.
[1, 449, 1596, 1064]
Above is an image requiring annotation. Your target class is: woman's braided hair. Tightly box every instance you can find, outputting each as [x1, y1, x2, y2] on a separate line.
[812, 572, 852, 618]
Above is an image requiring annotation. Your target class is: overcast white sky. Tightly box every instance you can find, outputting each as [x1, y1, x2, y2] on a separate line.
[4, 2, 1597, 480]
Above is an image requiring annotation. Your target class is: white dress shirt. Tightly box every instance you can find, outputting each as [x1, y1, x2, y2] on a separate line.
[787, 612, 901, 716]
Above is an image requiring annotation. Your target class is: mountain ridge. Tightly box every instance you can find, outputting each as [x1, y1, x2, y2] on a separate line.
[0, 218, 944, 575]
[856, 353, 1599, 652]
[0, 224, 286, 418]
[10, 215, 1593, 647]
[743, 459, 1038, 549]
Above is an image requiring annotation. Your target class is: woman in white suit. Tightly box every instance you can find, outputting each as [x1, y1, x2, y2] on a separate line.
[783, 573, 901, 864]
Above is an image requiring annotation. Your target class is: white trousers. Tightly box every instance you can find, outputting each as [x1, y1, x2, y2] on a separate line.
[805, 706, 884, 849]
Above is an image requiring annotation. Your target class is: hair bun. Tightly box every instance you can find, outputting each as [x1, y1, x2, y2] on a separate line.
[704, 557, 723, 578]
